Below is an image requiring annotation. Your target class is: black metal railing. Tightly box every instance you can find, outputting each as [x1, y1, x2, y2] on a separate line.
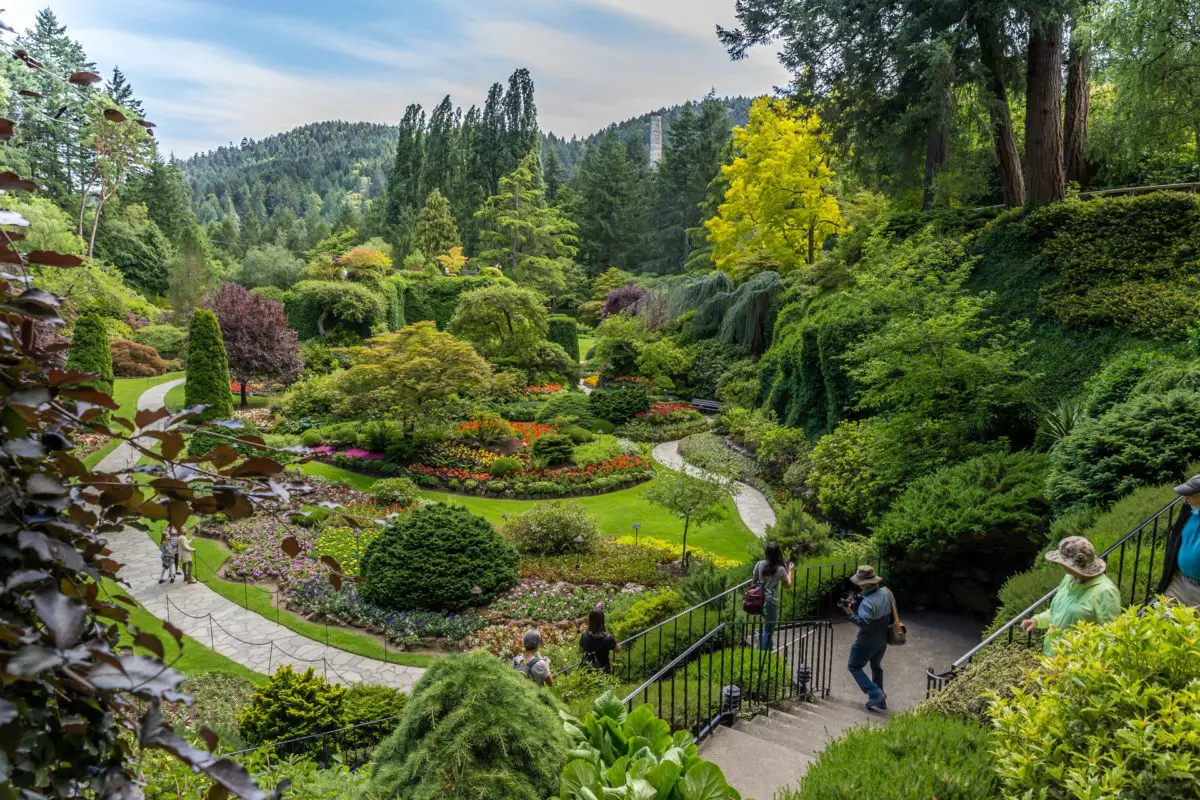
[226, 714, 403, 770]
[926, 496, 1182, 695]
[564, 555, 873, 685]
[621, 619, 833, 742]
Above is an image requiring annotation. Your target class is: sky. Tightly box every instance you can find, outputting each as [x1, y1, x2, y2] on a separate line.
[2, 0, 788, 157]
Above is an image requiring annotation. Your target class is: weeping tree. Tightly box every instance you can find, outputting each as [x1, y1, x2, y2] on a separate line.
[692, 272, 783, 354]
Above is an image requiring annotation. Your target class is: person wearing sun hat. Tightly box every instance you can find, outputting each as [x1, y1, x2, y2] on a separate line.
[1020, 536, 1121, 655]
[840, 565, 895, 712]
[1152, 474, 1200, 608]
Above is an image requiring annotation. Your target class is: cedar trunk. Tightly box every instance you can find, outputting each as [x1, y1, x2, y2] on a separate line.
[922, 123, 949, 210]
[1063, 20, 1091, 187]
[974, 19, 1025, 207]
[1026, 19, 1066, 203]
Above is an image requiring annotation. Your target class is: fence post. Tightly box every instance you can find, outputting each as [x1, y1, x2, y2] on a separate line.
[268, 643, 273, 675]
[209, 616, 214, 650]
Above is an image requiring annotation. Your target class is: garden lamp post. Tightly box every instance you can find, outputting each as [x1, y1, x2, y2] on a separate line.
[502, 513, 510, 523]
[632, 523, 640, 545]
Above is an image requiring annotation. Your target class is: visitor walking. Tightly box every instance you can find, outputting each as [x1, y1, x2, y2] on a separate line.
[158, 534, 178, 584]
[753, 542, 793, 651]
[841, 565, 892, 712]
[1021, 536, 1121, 655]
[1153, 475, 1200, 608]
[580, 608, 619, 673]
[513, 629, 553, 686]
[177, 531, 196, 585]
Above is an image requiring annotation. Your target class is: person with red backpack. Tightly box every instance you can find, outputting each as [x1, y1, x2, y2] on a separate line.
[749, 542, 794, 651]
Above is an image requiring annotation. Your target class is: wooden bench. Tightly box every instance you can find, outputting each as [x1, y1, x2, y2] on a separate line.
[691, 398, 722, 415]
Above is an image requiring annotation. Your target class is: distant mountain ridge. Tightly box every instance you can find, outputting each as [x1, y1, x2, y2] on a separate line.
[181, 97, 753, 223]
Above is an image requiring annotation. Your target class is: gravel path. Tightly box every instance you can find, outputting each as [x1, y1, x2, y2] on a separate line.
[96, 380, 424, 689]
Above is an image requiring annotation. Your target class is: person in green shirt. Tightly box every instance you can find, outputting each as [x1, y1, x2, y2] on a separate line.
[1021, 536, 1122, 655]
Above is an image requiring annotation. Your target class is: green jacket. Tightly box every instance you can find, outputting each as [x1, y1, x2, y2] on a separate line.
[1032, 573, 1122, 655]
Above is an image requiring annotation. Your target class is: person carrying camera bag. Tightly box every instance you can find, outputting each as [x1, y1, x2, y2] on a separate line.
[839, 565, 898, 712]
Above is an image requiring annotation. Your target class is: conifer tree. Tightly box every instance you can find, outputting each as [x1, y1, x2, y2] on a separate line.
[184, 309, 234, 422]
[65, 311, 114, 404]
[107, 66, 144, 115]
[414, 189, 461, 259]
[474, 153, 579, 296]
[573, 131, 644, 275]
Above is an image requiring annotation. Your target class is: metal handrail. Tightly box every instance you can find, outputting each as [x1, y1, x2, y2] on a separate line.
[622, 623, 729, 704]
[927, 496, 1182, 685]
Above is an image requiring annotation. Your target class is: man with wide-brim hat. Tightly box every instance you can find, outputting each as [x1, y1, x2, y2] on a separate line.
[840, 565, 894, 712]
[1020, 537, 1121, 655]
[1151, 475, 1200, 608]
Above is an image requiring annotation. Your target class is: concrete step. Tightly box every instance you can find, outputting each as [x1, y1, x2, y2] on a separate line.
[740, 716, 827, 758]
[700, 724, 810, 800]
[774, 700, 883, 732]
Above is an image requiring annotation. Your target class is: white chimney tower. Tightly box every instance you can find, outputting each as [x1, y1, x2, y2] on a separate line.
[649, 115, 663, 168]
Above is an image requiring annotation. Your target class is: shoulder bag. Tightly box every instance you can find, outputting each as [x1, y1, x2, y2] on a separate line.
[887, 589, 907, 646]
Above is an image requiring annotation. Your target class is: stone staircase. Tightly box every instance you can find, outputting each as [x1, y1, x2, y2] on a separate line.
[700, 696, 887, 799]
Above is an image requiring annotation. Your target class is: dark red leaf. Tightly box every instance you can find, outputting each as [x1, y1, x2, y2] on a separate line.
[0, 117, 13, 140]
[134, 407, 171, 429]
[68, 71, 102, 86]
[27, 250, 85, 267]
[32, 587, 86, 649]
[280, 536, 300, 558]
[137, 119, 157, 129]
[103, 108, 127, 123]
[8, 645, 63, 676]
[228, 457, 283, 478]
[49, 369, 94, 387]
[17, 89, 41, 99]
[320, 555, 341, 572]
[163, 622, 184, 645]
[167, 500, 190, 530]
[61, 387, 119, 409]
[200, 727, 219, 752]
[0, 171, 36, 192]
[134, 632, 164, 659]
[328, 572, 342, 590]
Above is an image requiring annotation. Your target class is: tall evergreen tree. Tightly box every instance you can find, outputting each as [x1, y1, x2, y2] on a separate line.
[543, 147, 564, 202]
[167, 226, 218, 312]
[503, 69, 539, 171]
[107, 66, 144, 115]
[479, 83, 507, 197]
[421, 96, 458, 200]
[128, 160, 196, 246]
[65, 311, 114, 404]
[383, 104, 426, 252]
[184, 309, 234, 423]
[573, 131, 644, 275]
[414, 189, 461, 258]
[475, 152, 578, 297]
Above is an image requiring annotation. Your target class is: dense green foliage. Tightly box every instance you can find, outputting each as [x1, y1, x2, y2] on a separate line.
[360, 503, 518, 611]
[365, 652, 568, 800]
[340, 683, 408, 755]
[504, 501, 597, 555]
[922, 644, 1040, 723]
[589, 386, 651, 425]
[236, 666, 346, 751]
[183, 309, 234, 422]
[547, 315, 580, 362]
[875, 451, 1052, 593]
[778, 713, 1000, 800]
[133, 324, 187, 361]
[610, 590, 686, 641]
[990, 604, 1200, 799]
[64, 312, 114, 401]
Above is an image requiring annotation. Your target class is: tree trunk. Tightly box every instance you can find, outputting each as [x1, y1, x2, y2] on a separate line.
[240, 381, 248, 407]
[87, 192, 107, 259]
[1026, 17, 1066, 204]
[317, 308, 329, 339]
[681, 517, 690, 574]
[1063, 17, 1091, 187]
[922, 122, 949, 210]
[973, 18, 1025, 207]
[807, 224, 815, 265]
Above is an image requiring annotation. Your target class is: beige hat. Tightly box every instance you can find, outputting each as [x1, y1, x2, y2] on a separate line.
[1044, 536, 1106, 578]
[849, 565, 883, 587]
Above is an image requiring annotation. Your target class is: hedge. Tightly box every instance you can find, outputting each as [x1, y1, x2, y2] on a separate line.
[547, 315, 579, 363]
[65, 311, 114, 403]
[403, 274, 501, 329]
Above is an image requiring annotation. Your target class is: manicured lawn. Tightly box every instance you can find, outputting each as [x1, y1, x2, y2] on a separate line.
[104, 578, 264, 684]
[84, 372, 185, 469]
[164, 381, 270, 411]
[146, 527, 434, 669]
[578, 335, 596, 361]
[298, 462, 759, 562]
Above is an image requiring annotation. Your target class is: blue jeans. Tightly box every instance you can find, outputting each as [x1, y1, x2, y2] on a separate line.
[758, 598, 778, 651]
[848, 639, 887, 703]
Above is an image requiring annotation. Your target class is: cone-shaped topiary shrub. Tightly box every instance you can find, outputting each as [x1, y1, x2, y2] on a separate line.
[235, 665, 345, 754]
[184, 309, 233, 423]
[360, 503, 518, 611]
[65, 311, 114, 402]
[365, 652, 567, 800]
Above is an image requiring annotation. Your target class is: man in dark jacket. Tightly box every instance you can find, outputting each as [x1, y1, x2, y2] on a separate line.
[1156, 475, 1200, 608]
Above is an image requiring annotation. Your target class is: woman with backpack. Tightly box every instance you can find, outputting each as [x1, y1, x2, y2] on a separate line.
[579, 607, 619, 674]
[752, 541, 794, 651]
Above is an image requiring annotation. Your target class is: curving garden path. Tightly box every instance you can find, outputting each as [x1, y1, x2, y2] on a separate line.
[97, 379, 424, 689]
[651, 439, 776, 538]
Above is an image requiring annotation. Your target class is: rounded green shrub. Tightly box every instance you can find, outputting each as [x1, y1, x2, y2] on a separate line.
[299, 429, 324, 447]
[547, 314, 580, 363]
[562, 424, 593, 444]
[610, 590, 685, 641]
[874, 451, 1052, 591]
[487, 456, 523, 478]
[504, 501, 597, 555]
[184, 309, 233, 423]
[990, 604, 1200, 799]
[341, 683, 407, 755]
[765, 502, 833, 562]
[535, 392, 595, 426]
[370, 477, 419, 507]
[360, 503, 518, 611]
[134, 324, 187, 361]
[235, 665, 345, 751]
[364, 652, 568, 800]
[65, 311, 114, 405]
[532, 433, 574, 465]
[780, 712, 999, 799]
[588, 386, 650, 425]
[1046, 388, 1200, 511]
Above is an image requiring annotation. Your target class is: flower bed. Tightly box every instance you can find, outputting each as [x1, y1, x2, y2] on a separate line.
[223, 518, 328, 585]
[471, 620, 579, 658]
[520, 539, 671, 585]
[75, 432, 110, 461]
[521, 384, 563, 396]
[486, 580, 644, 622]
[286, 582, 487, 648]
[612, 535, 743, 569]
[407, 454, 654, 498]
[582, 375, 599, 389]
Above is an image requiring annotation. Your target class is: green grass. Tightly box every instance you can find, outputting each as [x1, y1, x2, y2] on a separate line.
[84, 372, 185, 469]
[298, 462, 759, 561]
[578, 336, 596, 361]
[146, 527, 434, 669]
[104, 578, 264, 684]
[164, 381, 269, 412]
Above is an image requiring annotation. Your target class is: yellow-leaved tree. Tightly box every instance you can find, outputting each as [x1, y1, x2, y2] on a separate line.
[706, 97, 844, 276]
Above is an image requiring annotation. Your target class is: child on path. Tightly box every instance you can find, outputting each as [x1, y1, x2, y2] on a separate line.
[158, 534, 178, 584]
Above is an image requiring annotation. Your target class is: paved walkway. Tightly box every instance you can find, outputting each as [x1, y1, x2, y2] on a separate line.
[96, 379, 424, 690]
[652, 438, 776, 538]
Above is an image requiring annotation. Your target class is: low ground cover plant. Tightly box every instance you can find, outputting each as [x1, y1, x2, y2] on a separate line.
[486, 580, 643, 622]
[504, 500, 598, 555]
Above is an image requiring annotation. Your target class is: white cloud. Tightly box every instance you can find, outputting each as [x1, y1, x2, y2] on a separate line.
[570, 0, 744, 41]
